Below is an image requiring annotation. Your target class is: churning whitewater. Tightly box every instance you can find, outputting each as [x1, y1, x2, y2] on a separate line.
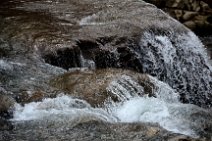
[1, 0, 212, 140]
[8, 30, 212, 138]
[12, 76, 200, 137]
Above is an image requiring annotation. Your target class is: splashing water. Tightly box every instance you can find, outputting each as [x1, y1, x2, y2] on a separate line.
[12, 95, 117, 124]
[12, 95, 199, 137]
[12, 75, 206, 138]
[139, 31, 212, 107]
[113, 97, 198, 137]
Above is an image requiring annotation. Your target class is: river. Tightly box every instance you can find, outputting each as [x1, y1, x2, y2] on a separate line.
[0, 0, 211, 140]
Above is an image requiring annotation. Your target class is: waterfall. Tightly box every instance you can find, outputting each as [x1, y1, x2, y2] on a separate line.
[139, 31, 212, 107]
[11, 74, 210, 137]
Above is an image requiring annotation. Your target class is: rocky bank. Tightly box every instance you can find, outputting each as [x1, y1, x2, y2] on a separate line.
[145, 0, 212, 36]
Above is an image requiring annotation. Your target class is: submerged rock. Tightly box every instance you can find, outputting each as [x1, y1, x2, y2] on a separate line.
[9, 95, 212, 140]
[50, 69, 178, 107]
[0, 94, 15, 119]
[0, 90, 15, 130]
[0, 117, 13, 131]
[3, 120, 201, 141]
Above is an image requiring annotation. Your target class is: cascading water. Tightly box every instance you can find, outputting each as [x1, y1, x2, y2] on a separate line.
[11, 73, 210, 138]
[139, 30, 212, 107]
[0, 0, 212, 140]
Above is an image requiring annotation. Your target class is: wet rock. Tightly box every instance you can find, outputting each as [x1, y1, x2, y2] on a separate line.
[0, 94, 15, 118]
[183, 21, 196, 30]
[0, 0, 210, 140]
[182, 11, 198, 21]
[50, 68, 178, 107]
[0, 0, 211, 108]
[0, 117, 13, 130]
[3, 120, 203, 141]
[16, 90, 47, 104]
[201, 36, 212, 59]
[0, 92, 14, 130]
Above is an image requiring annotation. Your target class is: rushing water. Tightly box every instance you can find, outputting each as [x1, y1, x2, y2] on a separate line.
[11, 95, 197, 137]
[10, 74, 210, 138]
[0, 0, 212, 140]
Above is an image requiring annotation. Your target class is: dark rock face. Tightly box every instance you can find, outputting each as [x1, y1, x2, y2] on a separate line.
[201, 36, 212, 60]
[0, 93, 15, 119]
[0, 90, 15, 130]
[145, 0, 212, 36]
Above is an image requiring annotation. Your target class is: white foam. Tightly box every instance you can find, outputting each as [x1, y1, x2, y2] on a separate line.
[139, 31, 212, 106]
[106, 75, 144, 101]
[12, 94, 199, 137]
[0, 59, 13, 70]
[148, 75, 179, 102]
[80, 54, 96, 69]
[112, 97, 197, 137]
[12, 95, 117, 123]
[0, 59, 26, 71]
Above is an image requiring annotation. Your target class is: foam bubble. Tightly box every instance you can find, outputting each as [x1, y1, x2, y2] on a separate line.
[12, 95, 117, 123]
[112, 97, 197, 137]
[12, 94, 201, 137]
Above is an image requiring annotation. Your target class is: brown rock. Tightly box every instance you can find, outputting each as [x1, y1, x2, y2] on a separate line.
[0, 94, 15, 118]
[195, 6, 201, 12]
[166, 0, 184, 9]
[174, 10, 183, 20]
[183, 21, 196, 29]
[146, 0, 212, 35]
[191, 1, 200, 11]
[16, 90, 47, 104]
[182, 11, 198, 21]
[50, 69, 157, 107]
[200, 1, 210, 11]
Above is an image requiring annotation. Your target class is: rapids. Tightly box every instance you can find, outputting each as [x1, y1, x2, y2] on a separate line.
[0, 0, 212, 140]
[10, 75, 210, 138]
[11, 95, 199, 137]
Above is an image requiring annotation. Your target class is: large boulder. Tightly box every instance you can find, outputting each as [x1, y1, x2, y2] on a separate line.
[50, 69, 178, 107]
[0, 0, 211, 140]
[0, 0, 211, 107]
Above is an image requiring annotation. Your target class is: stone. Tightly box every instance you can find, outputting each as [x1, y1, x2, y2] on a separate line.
[200, 1, 210, 11]
[0, 0, 211, 140]
[0, 94, 15, 118]
[50, 69, 157, 107]
[182, 11, 197, 21]
[0, 117, 13, 130]
[0, 0, 211, 108]
[174, 10, 183, 20]
[145, 0, 212, 36]
[16, 90, 47, 104]
[183, 21, 196, 29]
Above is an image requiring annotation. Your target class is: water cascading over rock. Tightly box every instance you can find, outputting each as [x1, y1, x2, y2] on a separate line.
[0, 0, 212, 140]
